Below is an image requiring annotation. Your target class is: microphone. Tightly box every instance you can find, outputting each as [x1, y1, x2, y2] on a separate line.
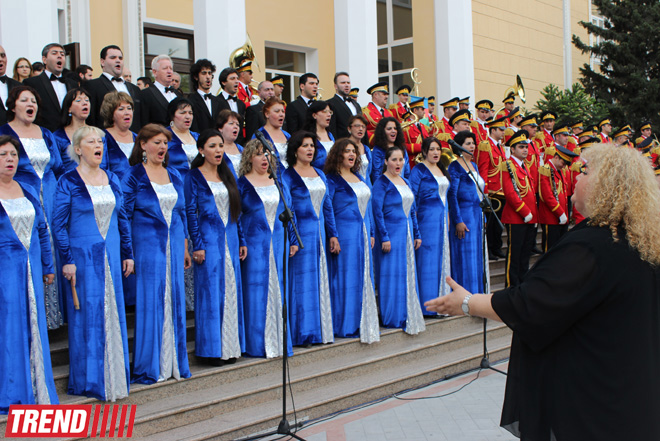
[254, 130, 276, 156]
[447, 138, 474, 157]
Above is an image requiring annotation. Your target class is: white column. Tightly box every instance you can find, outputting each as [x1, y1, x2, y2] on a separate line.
[433, 0, 475, 107]
[194, 0, 246, 93]
[334, 0, 379, 108]
[0, 0, 59, 66]
[69, 0, 92, 65]
[122, 0, 143, 78]
[563, 0, 572, 89]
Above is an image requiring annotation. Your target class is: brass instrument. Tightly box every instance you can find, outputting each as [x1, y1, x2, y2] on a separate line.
[316, 87, 324, 101]
[229, 35, 260, 71]
[410, 68, 422, 96]
[488, 191, 505, 212]
[440, 148, 457, 168]
[400, 112, 419, 130]
[495, 75, 526, 117]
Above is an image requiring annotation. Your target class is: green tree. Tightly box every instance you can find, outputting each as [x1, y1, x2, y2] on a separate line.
[534, 83, 608, 128]
[572, 0, 660, 132]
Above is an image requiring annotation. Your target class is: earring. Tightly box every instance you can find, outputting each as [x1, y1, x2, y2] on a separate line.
[169, 121, 174, 127]
[142, 151, 147, 163]
[68, 112, 72, 117]
[201, 154, 205, 158]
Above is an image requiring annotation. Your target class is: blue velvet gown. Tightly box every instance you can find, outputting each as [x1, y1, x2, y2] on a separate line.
[185, 168, 246, 360]
[238, 176, 296, 358]
[326, 173, 380, 343]
[357, 143, 373, 184]
[370, 145, 411, 183]
[122, 165, 191, 384]
[282, 167, 336, 346]
[51, 170, 132, 401]
[311, 133, 335, 170]
[372, 176, 425, 335]
[52, 128, 78, 173]
[100, 130, 136, 181]
[447, 161, 488, 294]
[253, 127, 291, 172]
[0, 124, 64, 329]
[224, 144, 244, 179]
[167, 127, 200, 312]
[0, 184, 59, 413]
[409, 163, 451, 314]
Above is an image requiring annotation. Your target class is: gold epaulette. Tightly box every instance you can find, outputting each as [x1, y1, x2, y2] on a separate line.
[478, 140, 491, 152]
[574, 146, 582, 156]
[651, 144, 660, 155]
[436, 133, 451, 142]
[636, 136, 645, 146]
[545, 146, 557, 158]
[388, 103, 398, 111]
[539, 164, 552, 177]
[499, 161, 510, 172]
[470, 120, 479, 128]
[534, 132, 544, 141]
[567, 137, 576, 146]
[361, 106, 369, 114]
[570, 161, 583, 172]
[504, 128, 514, 137]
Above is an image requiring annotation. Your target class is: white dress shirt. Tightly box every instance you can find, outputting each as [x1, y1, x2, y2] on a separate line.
[44, 69, 67, 106]
[103, 72, 129, 94]
[221, 90, 238, 113]
[154, 80, 177, 103]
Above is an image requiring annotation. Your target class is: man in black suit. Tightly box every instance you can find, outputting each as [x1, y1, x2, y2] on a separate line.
[0, 45, 23, 125]
[23, 43, 78, 131]
[217, 67, 246, 142]
[140, 54, 181, 126]
[188, 59, 219, 133]
[328, 72, 361, 139]
[285, 72, 318, 134]
[244, 80, 274, 140]
[86, 45, 142, 131]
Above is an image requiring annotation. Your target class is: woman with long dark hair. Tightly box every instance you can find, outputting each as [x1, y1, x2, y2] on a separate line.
[409, 137, 451, 314]
[282, 130, 337, 346]
[122, 124, 192, 383]
[370, 116, 410, 183]
[324, 138, 379, 343]
[303, 100, 335, 170]
[185, 129, 246, 366]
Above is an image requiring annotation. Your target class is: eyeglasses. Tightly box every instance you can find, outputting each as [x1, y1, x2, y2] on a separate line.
[350, 124, 366, 129]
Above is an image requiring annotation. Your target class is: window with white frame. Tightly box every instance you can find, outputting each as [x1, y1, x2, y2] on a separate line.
[265, 47, 307, 104]
[589, 3, 606, 70]
[377, 0, 414, 103]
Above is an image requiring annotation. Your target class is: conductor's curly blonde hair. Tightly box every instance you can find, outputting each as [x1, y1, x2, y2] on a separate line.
[581, 144, 660, 266]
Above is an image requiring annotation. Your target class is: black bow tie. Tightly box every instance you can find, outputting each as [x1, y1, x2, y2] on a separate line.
[50, 74, 65, 83]
[111, 76, 123, 82]
[227, 95, 238, 102]
[165, 86, 177, 93]
[0, 76, 6, 84]
[204, 93, 213, 100]
[344, 97, 352, 103]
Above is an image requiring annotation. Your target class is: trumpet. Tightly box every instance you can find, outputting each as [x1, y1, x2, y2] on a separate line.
[401, 112, 419, 130]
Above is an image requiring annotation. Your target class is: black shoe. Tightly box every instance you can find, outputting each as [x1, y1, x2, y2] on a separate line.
[202, 357, 225, 367]
[494, 249, 506, 259]
[489, 252, 499, 261]
[225, 357, 237, 365]
[532, 246, 543, 255]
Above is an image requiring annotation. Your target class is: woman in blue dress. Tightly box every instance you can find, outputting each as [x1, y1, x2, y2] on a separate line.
[370, 117, 411, 183]
[347, 115, 372, 183]
[282, 131, 337, 346]
[253, 97, 290, 171]
[51, 126, 133, 401]
[217, 109, 243, 177]
[447, 130, 488, 294]
[166, 97, 199, 312]
[238, 139, 297, 358]
[372, 145, 425, 335]
[0, 135, 58, 412]
[323, 138, 379, 343]
[303, 100, 335, 170]
[100, 91, 136, 181]
[409, 137, 451, 315]
[53, 88, 91, 173]
[0, 85, 65, 329]
[122, 124, 192, 384]
[185, 129, 246, 366]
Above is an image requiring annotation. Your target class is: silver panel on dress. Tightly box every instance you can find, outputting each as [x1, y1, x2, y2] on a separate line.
[434, 176, 451, 297]
[117, 142, 134, 159]
[226, 153, 242, 173]
[20, 138, 50, 180]
[394, 184, 425, 335]
[151, 182, 181, 381]
[301, 176, 333, 343]
[255, 185, 285, 358]
[359, 154, 369, 181]
[1, 198, 51, 404]
[182, 144, 198, 165]
[347, 180, 379, 343]
[319, 141, 334, 158]
[86, 185, 128, 401]
[208, 181, 241, 359]
[274, 142, 288, 168]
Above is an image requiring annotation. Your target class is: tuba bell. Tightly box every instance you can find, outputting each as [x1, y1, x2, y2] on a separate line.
[495, 75, 526, 117]
[229, 35, 260, 71]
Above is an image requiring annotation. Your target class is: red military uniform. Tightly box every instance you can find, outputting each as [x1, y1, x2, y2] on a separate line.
[501, 159, 538, 225]
[389, 102, 407, 122]
[569, 157, 586, 224]
[538, 162, 568, 225]
[403, 121, 430, 166]
[475, 136, 506, 194]
[525, 139, 542, 193]
[237, 82, 253, 108]
[503, 126, 520, 145]
[471, 120, 488, 145]
[598, 132, 611, 143]
[539, 129, 554, 155]
[363, 102, 394, 145]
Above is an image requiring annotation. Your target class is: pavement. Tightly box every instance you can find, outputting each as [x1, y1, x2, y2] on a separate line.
[250, 360, 516, 441]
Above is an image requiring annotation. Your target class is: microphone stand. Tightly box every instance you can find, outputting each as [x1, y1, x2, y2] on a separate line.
[240, 133, 306, 440]
[457, 152, 507, 376]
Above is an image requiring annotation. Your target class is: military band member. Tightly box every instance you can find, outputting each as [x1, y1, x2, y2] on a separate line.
[612, 126, 633, 148]
[475, 116, 508, 259]
[538, 144, 577, 251]
[271, 75, 285, 99]
[471, 99, 493, 145]
[636, 121, 652, 146]
[236, 61, 255, 108]
[520, 114, 541, 192]
[390, 85, 411, 122]
[570, 136, 599, 224]
[551, 125, 573, 196]
[403, 98, 430, 157]
[578, 126, 595, 143]
[570, 121, 584, 144]
[458, 96, 470, 110]
[427, 96, 439, 126]
[496, 93, 515, 121]
[638, 135, 660, 168]
[503, 106, 523, 143]
[363, 82, 394, 145]
[501, 131, 538, 287]
[349, 88, 359, 100]
[597, 117, 612, 143]
[438, 97, 459, 134]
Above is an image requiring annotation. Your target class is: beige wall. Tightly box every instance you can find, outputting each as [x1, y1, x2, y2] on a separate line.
[472, 0, 591, 112]
[412, 0, 437, 98]
[146, 0, 194, 26]
[246, 0, 336, 96]
[89, 0, 124, 71]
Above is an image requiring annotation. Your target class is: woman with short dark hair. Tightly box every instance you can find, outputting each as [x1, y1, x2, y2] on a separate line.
[303, 100, 335, 170]
[53, 88, 91, 173]
[166, 97, 199, 181]
[216, 109, 244, 176]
